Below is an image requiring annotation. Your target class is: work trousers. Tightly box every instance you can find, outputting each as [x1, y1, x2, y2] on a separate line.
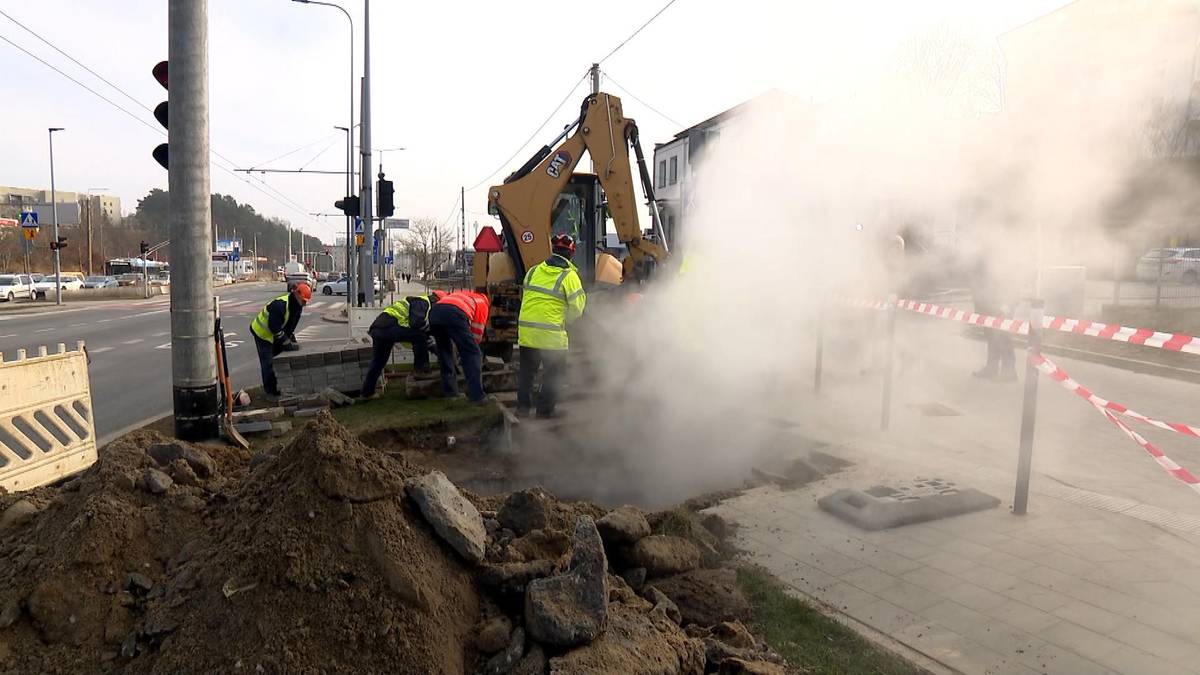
[429, 304, 484, 402]
[362, 324, 430, 396]
[254, 335, 284, 396]
[984, 329, 1016, 375]
[517, 347, 567, 414]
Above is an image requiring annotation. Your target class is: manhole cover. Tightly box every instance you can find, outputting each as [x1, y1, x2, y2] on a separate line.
[818, 478, 998, 530]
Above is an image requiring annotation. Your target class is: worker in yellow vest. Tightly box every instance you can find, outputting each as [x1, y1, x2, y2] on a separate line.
[250, 282, 312, 398]
[516, 234, 586, 418]
[361, 290, 445, 398]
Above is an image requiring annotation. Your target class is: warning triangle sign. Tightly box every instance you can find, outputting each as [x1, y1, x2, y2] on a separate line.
[472, 227, 504, 253]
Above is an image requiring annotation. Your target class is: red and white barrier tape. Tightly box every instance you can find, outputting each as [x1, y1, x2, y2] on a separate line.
[1033, 354, 1200, 494]
[842, 297, 1200, 356]
[1031, 355, 1200, 438]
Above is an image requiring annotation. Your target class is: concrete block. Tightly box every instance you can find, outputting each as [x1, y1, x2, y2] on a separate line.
[294, 406, 326, 418]
[817, 485, 999, 531]
[234, 420, 273, 434]
[270, 421, 293, 436]
[232, 407, 285, 422]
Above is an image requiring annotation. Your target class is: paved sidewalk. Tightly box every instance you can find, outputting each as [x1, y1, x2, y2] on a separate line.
[713, 311, 1200, 674]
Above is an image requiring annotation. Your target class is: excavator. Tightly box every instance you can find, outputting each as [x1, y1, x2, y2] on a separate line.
[473, 91, 670, 358]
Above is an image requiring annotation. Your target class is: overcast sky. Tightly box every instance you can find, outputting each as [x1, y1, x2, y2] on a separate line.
[1, 0, 1070, 244]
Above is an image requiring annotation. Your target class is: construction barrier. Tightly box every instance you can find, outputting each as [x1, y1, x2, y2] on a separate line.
[347, 307, 378, 340]
[834, 295, 1200, 502]
[0, 342, 97, 492]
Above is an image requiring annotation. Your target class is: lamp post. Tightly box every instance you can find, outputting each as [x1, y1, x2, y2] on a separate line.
[87, 187, 109, 276]
[48, 127, 65, 306]
[293, 0, 354, 301]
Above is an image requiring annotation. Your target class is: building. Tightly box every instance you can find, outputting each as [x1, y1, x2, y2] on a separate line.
[0, 185, 121, 224]
[651, 90, 795, 247]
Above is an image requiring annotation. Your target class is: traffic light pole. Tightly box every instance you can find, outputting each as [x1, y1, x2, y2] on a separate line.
[48, 128, 63, 306]
[168, 0, 219, 441]
[357, 1, 374, 307]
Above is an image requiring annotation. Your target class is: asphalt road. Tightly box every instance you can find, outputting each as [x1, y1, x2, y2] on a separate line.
[0, 281, 351, 444]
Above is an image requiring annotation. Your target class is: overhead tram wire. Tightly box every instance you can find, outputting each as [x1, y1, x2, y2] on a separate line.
[249, 133, 343, 170]
[596, 0, 681, 65]
[0, 15, 325, 229]
[463, 71, 589, 193]
[602, 71, 683, 128]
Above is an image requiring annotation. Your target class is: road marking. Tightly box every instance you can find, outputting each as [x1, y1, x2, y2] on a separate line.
[90, 346, 115, 354]
[129, 310, 168, 317]
[35, 328, 53, 333]
[152, 331, 169, 337]
[155, 342, 171, 350]
[98, 318, 112, 323]
[0, 334, 14, 339]
[121, 339, 144, 345]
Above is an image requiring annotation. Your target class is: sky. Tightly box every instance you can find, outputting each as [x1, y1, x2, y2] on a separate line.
[0, 0, 1072, 245]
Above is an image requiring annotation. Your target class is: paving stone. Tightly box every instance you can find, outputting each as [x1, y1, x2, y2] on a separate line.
[983, 599, 1061, 634]
[1039, 621, 1123, 662]
[836, 566, 899, 594]
[940, 583, 1010, 613]
[1050, 600, 1125, 635]
[1106, 619, 1200, 667]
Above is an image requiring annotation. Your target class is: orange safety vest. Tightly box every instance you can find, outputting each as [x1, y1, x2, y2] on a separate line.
[437, 291, 490, 343]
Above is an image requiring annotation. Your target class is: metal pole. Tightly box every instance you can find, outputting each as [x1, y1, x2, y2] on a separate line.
[881, 295, 896, 430]
[359, 2, 375, 307]
[1012, 299, 1044, 515]
[1156, 242, 1164, 309]
[48, 128, 63, 306]
[460, 185, 466, 286]
[168, 0, 218, 440]
[814, 303, 824, 394]
[86, 197, 92, 276]
[337, 126, 354, 305]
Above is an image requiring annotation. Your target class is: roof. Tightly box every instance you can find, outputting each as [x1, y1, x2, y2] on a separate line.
[669, 89, 797, 139]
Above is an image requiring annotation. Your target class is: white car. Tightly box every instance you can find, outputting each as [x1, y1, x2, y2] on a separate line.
[318, 276, 382, 295]
[34, 273, 84, 298]
[213, 273, 233, 285]
[1136, 247, 1200, 285]
[0, 274, 36, 302]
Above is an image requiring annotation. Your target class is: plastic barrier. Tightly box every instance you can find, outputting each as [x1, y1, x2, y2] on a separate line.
[0, 342, 97, 492]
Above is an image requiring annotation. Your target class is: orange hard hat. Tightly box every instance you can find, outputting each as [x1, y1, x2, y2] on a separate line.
[293, 282, 313, 302]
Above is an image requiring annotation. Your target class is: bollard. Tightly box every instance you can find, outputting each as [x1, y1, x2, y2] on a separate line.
[1013, 299, 1044, 515]
[814, 302, 824, 394]
[881, 294, 897, 431]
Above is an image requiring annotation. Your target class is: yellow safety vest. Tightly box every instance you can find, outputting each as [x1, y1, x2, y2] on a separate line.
[518, 257, 586, 350]
[251, 294, 290, 343]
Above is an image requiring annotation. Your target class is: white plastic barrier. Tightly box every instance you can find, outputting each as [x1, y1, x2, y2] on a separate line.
[347, 308, 378, 340]
[0, 342, 98, 492]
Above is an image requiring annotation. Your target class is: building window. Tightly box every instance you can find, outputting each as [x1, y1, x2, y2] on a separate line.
[657, 160, 666, 188]
[669, 156, 678, 185]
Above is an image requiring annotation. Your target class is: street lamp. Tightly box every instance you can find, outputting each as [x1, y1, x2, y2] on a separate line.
[48, 127, 65, 306]
[293, 0, 355, 303]
[87, 187, 109, 276]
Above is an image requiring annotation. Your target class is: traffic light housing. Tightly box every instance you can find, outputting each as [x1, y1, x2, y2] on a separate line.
[377, 175, 394, 218]
[152, 60, 169, 170]
[50, 236, 68, 251]
[140, 240, 149, 256]
[334, 195, 360, 218]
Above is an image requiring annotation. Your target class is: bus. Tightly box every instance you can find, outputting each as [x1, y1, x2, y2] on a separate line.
[105, 258, 170, 284]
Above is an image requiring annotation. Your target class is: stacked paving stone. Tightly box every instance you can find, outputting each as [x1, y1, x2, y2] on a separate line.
[274, 342, 373, 395]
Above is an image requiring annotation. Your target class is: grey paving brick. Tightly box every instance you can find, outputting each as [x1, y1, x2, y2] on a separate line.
[811, 581, 878, 615]
[1051, 601, 1126, 635]
[877, 580, 945, 613]
[855, 598, 923, 635]
[837, 566, 900, 594]
[941, 582, 1010, 612]
[998, 581, 1071, 612]
[984, 598, 1061, 634]
[1107, 619, 1200, 667]
[1040, 621, 1123, 662]
[1089, 645, 1194, 675]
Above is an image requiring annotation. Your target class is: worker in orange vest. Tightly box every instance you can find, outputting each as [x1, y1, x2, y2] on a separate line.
[428, 290, 490, 402]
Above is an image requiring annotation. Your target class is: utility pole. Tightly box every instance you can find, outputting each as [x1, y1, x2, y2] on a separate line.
[358, 1, 375, 307]
[168, 0, 218, 441]
[460, 185, 466, 283]
[590, 62, 600, 95]
[253, 233, 258, 278]
[48, 127, 64, 305]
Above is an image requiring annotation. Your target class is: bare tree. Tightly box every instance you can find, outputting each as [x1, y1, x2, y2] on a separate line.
[401, 217, 455, 288]
[892, 24, 1004, 114]
[1140, 97, 1194, 158]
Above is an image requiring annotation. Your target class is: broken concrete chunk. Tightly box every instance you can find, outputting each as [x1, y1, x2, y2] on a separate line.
[644, 585, 682, 625]
[653, 568, 750, 627]
[0, 499, 39, 531]
[510, 643, 548, 675]
[474, 615, 513, 654]
[293, 406, 327, 418]
[524, 517, 608, 648]
[147, 441, 216, 478]
[233, 420, 273, 434]
[546, 599, 704, 675]
[498, 489, 554, 536]
[596, 505, 651, 545]
[141, 468, 173, 494]
[482, 626, 526, 675]
[478, 560, 556, 596]
[630, 535, 701, 577]
[405, 470, 486, 564]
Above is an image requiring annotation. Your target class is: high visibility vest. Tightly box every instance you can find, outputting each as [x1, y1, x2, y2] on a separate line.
[382, 295, 432, 328]
[251, 294, 290, 343]
[518, 257, 586, 351]
[438, 291, 489, 343]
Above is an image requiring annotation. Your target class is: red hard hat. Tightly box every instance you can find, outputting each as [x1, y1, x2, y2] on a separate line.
[293, 282, 312, 302]
[551, 233, 576, 256]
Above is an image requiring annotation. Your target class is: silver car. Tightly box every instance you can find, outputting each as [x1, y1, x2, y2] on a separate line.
[83, 275, 119, 289]
[1136, 247, 1200, 285]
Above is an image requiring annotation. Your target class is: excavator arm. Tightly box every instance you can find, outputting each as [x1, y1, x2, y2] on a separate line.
[488, 92, 668, 281]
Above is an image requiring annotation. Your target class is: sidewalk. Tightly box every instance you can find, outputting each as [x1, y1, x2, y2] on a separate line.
[713, 312, 1200, 674]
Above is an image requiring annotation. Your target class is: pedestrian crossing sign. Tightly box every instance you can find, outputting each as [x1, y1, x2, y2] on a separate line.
[19, 212, 38, 228]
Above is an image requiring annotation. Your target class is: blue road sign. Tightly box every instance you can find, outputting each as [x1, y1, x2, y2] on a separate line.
[19, 212, 38, 228]
[354, 217, 365, 234]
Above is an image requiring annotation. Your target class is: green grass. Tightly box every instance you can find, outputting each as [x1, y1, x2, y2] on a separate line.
[736, 566, 929, 675]
[331, 381, 500, 435]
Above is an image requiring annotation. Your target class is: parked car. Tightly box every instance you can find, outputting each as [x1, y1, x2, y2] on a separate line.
[82, 275, 119, 289]
[0, 274, 36, 302]
[116, 273, 141, 286]
[1136, 247, 1200, 284]
[34, 273, 84, 298]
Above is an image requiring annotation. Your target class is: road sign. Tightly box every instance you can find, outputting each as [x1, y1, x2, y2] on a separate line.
[230, 247, 240, 262]
[23, 228, 37, 241]
[354, 218, 365, 235]
[383, 218, 409, 230]
[20, 212, 38, 228]
[472, 227, 503, 253]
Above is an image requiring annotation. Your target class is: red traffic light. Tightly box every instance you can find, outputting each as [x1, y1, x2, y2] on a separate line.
[153, 61, 168, 89]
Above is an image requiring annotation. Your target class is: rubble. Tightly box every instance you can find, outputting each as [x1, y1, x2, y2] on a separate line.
[651, 568, 751, 627]
[0, 499, 38, 531]
[524, 517, 608, 647]
[596, 504, 651, 545]
[406, 470, 488, 564]
[146, 441, 216, 478]
[546, 598, 705, 675]
[140, 467, 173, 494]
[630, 534, 702, 577]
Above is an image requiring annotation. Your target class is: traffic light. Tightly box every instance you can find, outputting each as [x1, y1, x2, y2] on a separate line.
[50, 236, 68, 251]
[334, 195, 360, 218]
[377, 174, 394, 218]
[140, 240, 149, 256]
[152, 60, 169, 170]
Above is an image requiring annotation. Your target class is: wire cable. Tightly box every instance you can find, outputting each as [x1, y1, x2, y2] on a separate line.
[297, 137, 342, 171]
[463, 71, 588, 193]
[250, 133, 341, 170]
[602, 71, 683, 127]
[596, 0, 681, 65]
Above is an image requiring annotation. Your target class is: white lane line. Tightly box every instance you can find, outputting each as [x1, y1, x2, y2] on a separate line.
[155, 342, 171, 349]
[121, 339, 144, 345]
[98, 318, 113, 323]
[90, 346, 115, 354]
[0, 334, 14, 339]
[35, 328, 53, 333]
[152, 331, 169, 337]
[129, 310, 168, 317]
[71, 323, 87, 327]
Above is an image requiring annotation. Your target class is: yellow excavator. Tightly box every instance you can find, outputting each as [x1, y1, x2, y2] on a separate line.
[473, 91, 671, 358]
